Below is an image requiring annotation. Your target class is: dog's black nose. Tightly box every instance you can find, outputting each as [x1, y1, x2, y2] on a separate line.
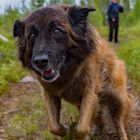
[34, 55, 48, 68]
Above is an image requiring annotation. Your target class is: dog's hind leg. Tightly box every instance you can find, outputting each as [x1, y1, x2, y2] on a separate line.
[99, 90, 132, 140]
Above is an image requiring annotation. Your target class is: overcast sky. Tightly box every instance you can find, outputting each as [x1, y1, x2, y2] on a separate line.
[0, 0, 81, 14]
[0, 0, 31, 14]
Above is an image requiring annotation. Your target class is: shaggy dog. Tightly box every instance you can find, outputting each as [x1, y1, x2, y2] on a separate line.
[13, 4, 132, 140]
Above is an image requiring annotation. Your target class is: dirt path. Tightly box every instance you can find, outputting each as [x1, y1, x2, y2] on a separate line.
[0, 81, 140, 140]
[0, 82, 77, 140]
[0, 82, 47, 140]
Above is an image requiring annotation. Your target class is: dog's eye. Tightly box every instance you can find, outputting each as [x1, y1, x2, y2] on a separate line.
[52, 29, 63, 39]
[30, 33, 35, 37]
[30, 33, 36, 38]
[28, 33, 37, 40]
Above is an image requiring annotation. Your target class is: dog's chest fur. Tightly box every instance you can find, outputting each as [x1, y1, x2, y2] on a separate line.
[59, 61, 111, 105]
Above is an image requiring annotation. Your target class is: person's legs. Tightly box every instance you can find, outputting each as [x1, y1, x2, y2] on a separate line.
[114, 20, 119, 43]
[109, 20, 114, 42]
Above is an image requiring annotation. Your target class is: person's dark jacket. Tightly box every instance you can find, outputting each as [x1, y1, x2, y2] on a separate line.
[107, 2, 123, 21]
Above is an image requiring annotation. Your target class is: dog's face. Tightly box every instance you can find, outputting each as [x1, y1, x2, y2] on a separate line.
[13, 5, 95, 83]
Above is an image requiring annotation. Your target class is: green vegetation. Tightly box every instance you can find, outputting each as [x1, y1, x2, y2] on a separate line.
[118, 23, 140, 91]
[0, 10, 28, 95]
[0, 0, 140, 139]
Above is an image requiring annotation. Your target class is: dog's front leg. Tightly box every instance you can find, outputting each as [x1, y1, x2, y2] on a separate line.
[44, 93, 66, 136]
[74, 91, 99, 140]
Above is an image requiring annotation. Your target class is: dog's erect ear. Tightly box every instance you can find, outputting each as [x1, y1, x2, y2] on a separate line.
[68, 6, 96, 26]
[13, 20, 25, 37]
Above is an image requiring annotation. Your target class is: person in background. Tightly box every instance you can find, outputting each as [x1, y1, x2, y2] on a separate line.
[107, 0, 124, 43]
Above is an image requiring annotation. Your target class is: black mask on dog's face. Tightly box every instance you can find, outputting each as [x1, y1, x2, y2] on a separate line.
[27, 20, 69, 83]
[13, 6, 95, 83]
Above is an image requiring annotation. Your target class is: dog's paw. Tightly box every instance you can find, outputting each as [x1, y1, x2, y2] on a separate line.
[73, 126, 89, 139]
[48, 124, 66, 136]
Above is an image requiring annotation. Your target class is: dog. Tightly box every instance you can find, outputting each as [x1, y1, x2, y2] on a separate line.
[13, 4, 132, 140]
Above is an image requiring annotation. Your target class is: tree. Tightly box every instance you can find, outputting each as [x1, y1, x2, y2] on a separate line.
[123, 0, 130, 12]
[50, 0, 61, 4]
[93, 0, 110, 25]
[133, 0, 140, 19]
[31, 0, 45, 9]
[63, 0, 74, 4]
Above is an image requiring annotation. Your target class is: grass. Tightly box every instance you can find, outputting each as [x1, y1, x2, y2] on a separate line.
[0, 40, 28, 94]
[116, 22, 140, 92]
[0, 11, 28, 95]
[5, 91, 46, 139]
[118, 38, 140, 91]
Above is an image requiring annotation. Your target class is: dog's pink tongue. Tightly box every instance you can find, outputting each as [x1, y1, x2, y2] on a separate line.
[43, 69, 53, 76]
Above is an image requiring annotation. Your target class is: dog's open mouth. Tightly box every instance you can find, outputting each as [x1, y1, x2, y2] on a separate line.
[41, 68, 60, 83]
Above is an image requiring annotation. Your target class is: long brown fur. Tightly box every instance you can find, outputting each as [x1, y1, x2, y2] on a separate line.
[13, 4, 133, 140]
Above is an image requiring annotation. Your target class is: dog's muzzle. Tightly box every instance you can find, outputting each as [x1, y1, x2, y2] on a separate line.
[32, 55, 65, 83]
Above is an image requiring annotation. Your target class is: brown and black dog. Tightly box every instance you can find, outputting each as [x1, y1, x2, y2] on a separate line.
[13, 4, 132, 140]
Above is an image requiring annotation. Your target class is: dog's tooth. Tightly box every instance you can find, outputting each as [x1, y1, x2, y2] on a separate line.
[52, 69, 55, 74]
